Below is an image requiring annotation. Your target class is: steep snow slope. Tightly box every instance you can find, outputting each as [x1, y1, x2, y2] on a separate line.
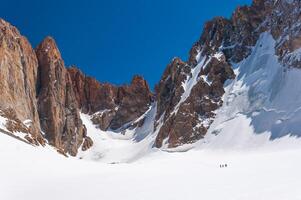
[77, 104, 158, 163]
[2, 131, 301, 200]
[200, 32, 301, 149]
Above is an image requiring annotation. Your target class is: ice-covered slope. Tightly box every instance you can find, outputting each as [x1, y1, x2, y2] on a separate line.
[198, 32, 301, 149]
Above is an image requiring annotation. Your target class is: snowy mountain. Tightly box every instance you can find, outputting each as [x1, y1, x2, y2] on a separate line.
[1, 0, 301, 199]
[154, 0, 301, 150]
[0, 0, 301, 162]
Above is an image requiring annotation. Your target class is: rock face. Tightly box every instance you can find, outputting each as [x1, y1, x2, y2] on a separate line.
[0, 18, 153, 156]
[154, 54, 235, 148]
[109, 75, 153, 130]
[0, 19, 44, 144]
[68, 67, 153, 131]
[154, 0, 301, 148]
[271, 0, 301, 68]
[67, 67, 118, 115]
[36, 37, 88, 156]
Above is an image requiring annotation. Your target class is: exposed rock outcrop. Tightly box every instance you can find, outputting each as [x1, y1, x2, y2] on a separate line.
[0, 19, 44, 145]
[68, 67, 118, 114]
[82, 136, 93, 151]
[36, 37, 87, 156]
[155, 55, 235, 148]
[68, 67, 153, 131]
[0, 19, 154, 156]
[109, 75, 153, 130]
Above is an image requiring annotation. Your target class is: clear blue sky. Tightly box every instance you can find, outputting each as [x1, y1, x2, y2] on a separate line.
[2, 0, 251, 89]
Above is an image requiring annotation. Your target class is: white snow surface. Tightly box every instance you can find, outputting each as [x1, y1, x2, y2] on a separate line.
[213, 51, 224, 61]
[2, 130, 301, 200]
[0, 115, 8, 131]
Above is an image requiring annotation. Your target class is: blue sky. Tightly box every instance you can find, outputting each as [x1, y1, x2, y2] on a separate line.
[2, 0, 251, 89]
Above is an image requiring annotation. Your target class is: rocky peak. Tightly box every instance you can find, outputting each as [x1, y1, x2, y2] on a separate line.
[155, 53, 235, 148]
[131, 75, 149, 89]
[199, 17, 232, 56]
[35, 36, 62, 61]
[109, 75, 153, 130]
[36, 37, 89, 156]
[155, 57, 190, 121]
[68, 66, 153, 131]
[0, 18, 43, 144]
[0, 18, 21, 39]
[154, 0, 301, 148]
[154, 0, 275, 148]
[68, 66, 118, 115]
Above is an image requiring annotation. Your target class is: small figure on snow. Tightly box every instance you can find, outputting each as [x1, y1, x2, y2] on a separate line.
[219, 164, 228, 168]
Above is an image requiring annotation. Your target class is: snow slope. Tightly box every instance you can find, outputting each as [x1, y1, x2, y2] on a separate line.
[1, 131, 301, 200]
[77, 103, 158, 163]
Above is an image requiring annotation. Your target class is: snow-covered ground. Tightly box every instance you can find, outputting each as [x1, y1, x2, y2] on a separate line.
[1, 131, 301, 200]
